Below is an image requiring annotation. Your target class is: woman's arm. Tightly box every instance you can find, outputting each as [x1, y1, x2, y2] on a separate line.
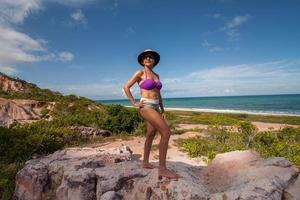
[155, 73, 165, 114]
[123, 70, 143, 107]
[158, 90, 165, 114]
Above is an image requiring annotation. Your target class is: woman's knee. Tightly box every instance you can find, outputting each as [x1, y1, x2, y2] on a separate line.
[146, 129, 156, 138]
[159, 127, 171, 138]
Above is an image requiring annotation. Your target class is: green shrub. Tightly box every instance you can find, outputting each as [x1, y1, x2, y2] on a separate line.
[0, 162, 24, 200]
[254, 127, 300, 165]
[238, 121, 258, 148]
[177, 125, 300, 166]
[189, 113, 240, 125]
[133, 122, 147, 136]
[100, 105, 143, 133]
[0, 126, 68, 164]
[168, 110, 300, 125]
[208, 126, 230, 143]
[176, 126, 246, 159]
[277, 127, 300, 142]
[0, 124, 76, 200]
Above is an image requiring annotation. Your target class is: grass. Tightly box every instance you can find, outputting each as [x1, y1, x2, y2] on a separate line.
[167, 110, 300, 125]
[176, 123, 300, 166]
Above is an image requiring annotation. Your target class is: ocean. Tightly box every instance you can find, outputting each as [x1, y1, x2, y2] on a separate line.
[98, 94, 300, 116]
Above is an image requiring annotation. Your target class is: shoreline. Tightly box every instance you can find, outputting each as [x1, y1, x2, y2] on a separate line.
[124, 105, 300, 117]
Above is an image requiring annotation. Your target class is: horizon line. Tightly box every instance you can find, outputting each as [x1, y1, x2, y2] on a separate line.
[96, 93, 300, 101]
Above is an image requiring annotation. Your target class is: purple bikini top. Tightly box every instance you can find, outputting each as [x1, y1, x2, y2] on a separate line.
[139, 70, 162, 90]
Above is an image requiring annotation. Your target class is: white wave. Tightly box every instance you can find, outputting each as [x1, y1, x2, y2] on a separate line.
[165, 107, 300, 117]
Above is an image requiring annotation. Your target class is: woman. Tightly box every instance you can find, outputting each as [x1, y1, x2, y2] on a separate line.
[123, 49, 181, 180]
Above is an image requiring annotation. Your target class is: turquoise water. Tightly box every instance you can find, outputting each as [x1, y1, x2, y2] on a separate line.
[98, 94, 300, 116]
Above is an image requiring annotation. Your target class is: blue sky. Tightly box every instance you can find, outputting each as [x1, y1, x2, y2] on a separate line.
[0, 0, 299, 100]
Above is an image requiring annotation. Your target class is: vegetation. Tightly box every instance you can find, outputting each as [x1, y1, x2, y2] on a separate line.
[176, 122, 300, 165]
[177, 126, 246, 160]
[254, 127, 300, 165]
[168, 110, 300, 125]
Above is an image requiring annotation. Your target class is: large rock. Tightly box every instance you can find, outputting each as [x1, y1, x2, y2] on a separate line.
[0, 97, 45, 127]
[199, 151, 300, 199]
[69, 126, 112, 138]
[12, 148, 299, 200]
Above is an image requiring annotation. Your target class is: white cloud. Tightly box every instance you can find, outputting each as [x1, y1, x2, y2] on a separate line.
[209, 46, 225, 53]
[226, 14, 251, 29]
[48, 81, 137, 100]
[0, 0, 42, 25]
[66, 9, 87, 26]
[44, 74, 145, 100]
[58, 52, 74, 61]
[71, 9, 85, 22]
[160, 59, 300, 97]
[47, 0, 96, 7]
[202, 40, 226, 53]
[224, 14, 251, 40]
[203, 14, 251, 53]
[0, 27, 45, 64]
[0, 65, 19, 76]
[189, 60, 298, 80]
[211, 13, 221, 19]
[226, 29, 240, 40]
[208, 14, 251, 41]
[0, 26, 75, 68]
[0, 0, 90, 75]
[201, 40, 211, 47]
[108, 0, 119, 17]
[42, 59, 300, 99]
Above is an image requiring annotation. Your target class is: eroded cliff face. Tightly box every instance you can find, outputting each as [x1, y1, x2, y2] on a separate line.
[0, 73, 51, 127]
[12, 148, 300, 200]
[0, 98, 46, 127]
[0, 73, 32, 93]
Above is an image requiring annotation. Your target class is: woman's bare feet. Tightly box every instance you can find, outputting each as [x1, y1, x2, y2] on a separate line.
[142, 162, 156, 169]
[158, 168, 181, 180]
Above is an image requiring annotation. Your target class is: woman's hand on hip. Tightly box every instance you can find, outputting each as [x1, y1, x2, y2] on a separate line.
[161, 112, 166, 119]
[134, 100, 145, 108]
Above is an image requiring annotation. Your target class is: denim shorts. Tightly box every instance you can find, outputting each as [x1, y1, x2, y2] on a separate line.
[139, 97, 160, 112]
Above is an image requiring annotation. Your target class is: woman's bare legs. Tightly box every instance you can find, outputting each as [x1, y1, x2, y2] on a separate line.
[142, 121, 156, 169]
[140, 108, 180, 179]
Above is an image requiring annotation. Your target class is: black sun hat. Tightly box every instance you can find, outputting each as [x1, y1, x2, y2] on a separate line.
[138, 49, 160, 66]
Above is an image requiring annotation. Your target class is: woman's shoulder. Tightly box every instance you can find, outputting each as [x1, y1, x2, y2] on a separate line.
[153, 71, 160, 78]
[135, 68, 144, 75]
[133, 68, 144, 79]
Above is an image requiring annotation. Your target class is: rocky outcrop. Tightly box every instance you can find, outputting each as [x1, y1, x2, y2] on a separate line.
[12, 148, 300, 200]
[199, 151, 299, 199]
[0, 97, 46, 127]
[70, 126, 112, 138]
[0, 73, 32, 93]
